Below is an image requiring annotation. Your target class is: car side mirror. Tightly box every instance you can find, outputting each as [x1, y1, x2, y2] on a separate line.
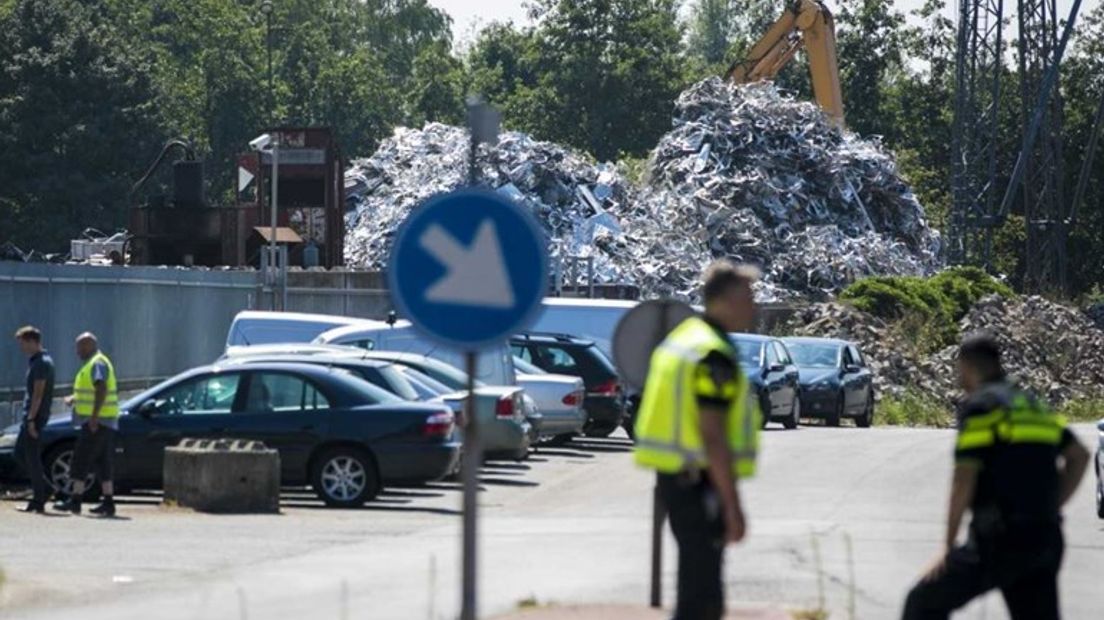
[138, 399, 165, 417]
[843, 364, 860, 374]
[768, 363, 785, 373]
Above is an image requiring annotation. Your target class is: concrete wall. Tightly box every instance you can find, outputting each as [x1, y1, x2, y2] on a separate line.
[1, 263, 257, 427]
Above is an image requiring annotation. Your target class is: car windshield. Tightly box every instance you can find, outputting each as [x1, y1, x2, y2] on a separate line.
[730, 340, 762, 369]
[374, 364, 421, 401]
[397, 366, 453, 396]
[787, 343, 839, 369]
[513, 356, 547, 375]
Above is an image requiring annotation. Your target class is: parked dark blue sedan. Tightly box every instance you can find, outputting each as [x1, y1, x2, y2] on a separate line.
[0, 362, 460, 507]
[729, 334, 801, 430]
[782, 337, 875, 428]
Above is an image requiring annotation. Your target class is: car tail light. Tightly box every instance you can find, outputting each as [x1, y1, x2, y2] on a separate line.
[589, 379, 620, 396]
[495, 396, 515, 419]
[423, 411, 455, 438]
[562, 390, 584, 407]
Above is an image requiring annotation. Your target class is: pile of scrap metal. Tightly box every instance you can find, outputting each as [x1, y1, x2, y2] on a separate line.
[0, 241, 67, 264]
[343, 79, 942, 302]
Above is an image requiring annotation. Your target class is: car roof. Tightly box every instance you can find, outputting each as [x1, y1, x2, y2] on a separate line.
[222, 343, 371, 359]
[206, 361, 365, 376]
[728, 333, 774, 344]
[315, 320, 414, 341]
[512, 332, 596, 346]
[226, 355, 391, 369]
[781, 337, 850, 347]
[541, 298, 639, 309]
[230, 310, 380, 326]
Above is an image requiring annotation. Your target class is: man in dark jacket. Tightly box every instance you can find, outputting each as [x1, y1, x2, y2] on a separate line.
[13, 326, 56, 514]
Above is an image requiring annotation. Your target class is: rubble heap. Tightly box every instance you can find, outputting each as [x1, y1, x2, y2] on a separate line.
[627, 79, 941, 300]
[343, 80, 943, 301]
[790, 295, 1104, 407]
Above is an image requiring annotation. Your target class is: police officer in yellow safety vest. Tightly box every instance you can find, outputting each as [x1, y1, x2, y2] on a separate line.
[54, 332, 120, 517]
[634, 260, 761, 620]
[902, 334, 1089, 620]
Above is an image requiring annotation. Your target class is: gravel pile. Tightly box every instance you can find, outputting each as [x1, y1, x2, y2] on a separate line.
[790, 295, 1104, 406]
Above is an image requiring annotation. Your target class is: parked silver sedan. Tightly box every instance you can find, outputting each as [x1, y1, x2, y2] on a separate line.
[513, 356, 587, 444]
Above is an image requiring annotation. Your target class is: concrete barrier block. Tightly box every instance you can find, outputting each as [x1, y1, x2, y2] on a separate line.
[163, 439, 280, 514]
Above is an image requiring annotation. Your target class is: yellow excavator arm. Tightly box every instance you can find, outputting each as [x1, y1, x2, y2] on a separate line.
[725, 0, 845, 126]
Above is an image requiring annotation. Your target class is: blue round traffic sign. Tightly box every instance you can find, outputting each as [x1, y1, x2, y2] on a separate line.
[387, 189, 549, 351]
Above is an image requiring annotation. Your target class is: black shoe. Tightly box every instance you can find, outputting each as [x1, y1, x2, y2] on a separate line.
[53, 499, 81, 515]
[17, 501, 45, 514]
[90, 500, 115, 517]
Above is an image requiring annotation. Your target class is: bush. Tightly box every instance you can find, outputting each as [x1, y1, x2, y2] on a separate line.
[876, 391, 954, 427]
[840, 268, 1014, 351]
[1055, 399, 1104, 423]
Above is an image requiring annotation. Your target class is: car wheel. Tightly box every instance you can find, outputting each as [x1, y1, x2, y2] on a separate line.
[312, 447, 380, 508]
[546, 433, 575, 447]
[45, 443, 100, 502]
[584, 425, 616, 438]
[826, 395, 843, 428]
[1096, 478, 1104, 520]
[856, 393, 874, 428]
[783, 397, 800, 430]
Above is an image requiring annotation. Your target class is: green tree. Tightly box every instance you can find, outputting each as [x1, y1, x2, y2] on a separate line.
[404, 40, 467, 126]
[835, 0, 908, 137]
[471, 0, 686, 161]
[0, 0, 165, 250]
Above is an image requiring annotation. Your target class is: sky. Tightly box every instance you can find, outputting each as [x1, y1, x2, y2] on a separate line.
[428, 0, 1101, 43]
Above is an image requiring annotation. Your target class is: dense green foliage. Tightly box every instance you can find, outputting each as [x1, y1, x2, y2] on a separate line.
[841, 267, 1014, 350]
[1, 0, 1104, 301]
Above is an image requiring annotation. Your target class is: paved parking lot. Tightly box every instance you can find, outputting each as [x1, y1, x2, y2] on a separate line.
[1, 427, 1101, 620]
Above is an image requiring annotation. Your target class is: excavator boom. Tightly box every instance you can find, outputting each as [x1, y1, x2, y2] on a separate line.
[726, 0, 845, 126]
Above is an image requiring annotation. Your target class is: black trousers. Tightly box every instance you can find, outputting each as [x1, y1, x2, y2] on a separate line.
[902, 527, 1064, 620]
[14, 422, 48, 504]
[71, 424, 116, 485]
[658, 472, 725, 620]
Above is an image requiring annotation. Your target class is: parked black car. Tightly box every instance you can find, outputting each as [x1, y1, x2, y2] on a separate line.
[511, 333, 628, 438]
[782, 337, 875, 427]
[0, 363, 460, 507]
[729, 334, 801, 429]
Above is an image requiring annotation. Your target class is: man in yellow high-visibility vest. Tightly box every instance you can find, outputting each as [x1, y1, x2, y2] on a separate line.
[54, 332, 119, 517]
[634, 260, 760, 620]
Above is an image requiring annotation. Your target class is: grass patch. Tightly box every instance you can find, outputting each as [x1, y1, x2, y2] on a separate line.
[876, 391, 954, 428]
[516, 595, 543, 609]
[1055, 399, 1104, 423]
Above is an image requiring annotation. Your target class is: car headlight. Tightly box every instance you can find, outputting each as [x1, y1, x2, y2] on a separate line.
[0, 433, 17, 449]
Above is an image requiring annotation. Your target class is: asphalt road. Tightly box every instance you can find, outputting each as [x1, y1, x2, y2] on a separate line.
[0, 425, 1100, 620]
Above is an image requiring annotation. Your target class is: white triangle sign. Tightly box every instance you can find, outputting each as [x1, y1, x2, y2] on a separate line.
[238, 167, 255, 192]
[419, 219, 516, 309]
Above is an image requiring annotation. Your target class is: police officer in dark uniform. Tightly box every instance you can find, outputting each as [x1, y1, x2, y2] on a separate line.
[902, 334, 1090, 620]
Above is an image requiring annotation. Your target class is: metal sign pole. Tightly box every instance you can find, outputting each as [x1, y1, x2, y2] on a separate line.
[460, 351, 481, 620]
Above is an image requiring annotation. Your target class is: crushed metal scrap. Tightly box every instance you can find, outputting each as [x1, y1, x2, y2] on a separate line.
[343, 79, 942, 301]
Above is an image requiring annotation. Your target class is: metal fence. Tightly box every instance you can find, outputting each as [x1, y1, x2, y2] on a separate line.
[1, 262, 258, 427]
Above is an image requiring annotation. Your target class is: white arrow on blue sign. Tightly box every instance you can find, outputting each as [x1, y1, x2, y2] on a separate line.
[387, 189, 549, 351]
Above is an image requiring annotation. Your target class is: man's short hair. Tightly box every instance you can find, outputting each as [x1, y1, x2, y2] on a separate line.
[14, 326, 41, 343]
[702, 260, 759, 304]
[959, 332, 1005, 381]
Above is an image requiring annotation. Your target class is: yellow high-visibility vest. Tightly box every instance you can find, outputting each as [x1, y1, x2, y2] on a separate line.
[73, 352, 119, 419]
[634, 316, 760, 477]
[956, 389, 1066, 451]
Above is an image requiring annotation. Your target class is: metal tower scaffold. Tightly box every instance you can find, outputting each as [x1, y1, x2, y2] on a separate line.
[949, 0, 1006, 266]
[949, 0, 1084, 294]
[1017, 0, 1068, 293]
